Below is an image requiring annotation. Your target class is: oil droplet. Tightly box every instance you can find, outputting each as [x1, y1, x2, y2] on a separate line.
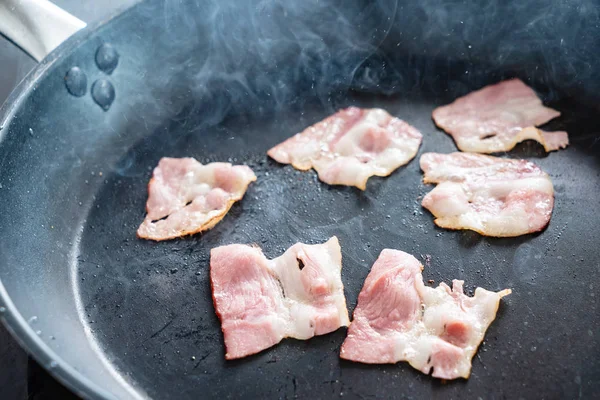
[64, 67, 87, 97]
[95, 43, 119, 74]
[0, 307, 5, 313]
[48, 360, 58, 368]
[91, 79, 115, 111]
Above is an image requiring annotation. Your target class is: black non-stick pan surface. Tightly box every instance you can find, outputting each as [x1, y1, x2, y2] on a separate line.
[0, 0, 599, 398]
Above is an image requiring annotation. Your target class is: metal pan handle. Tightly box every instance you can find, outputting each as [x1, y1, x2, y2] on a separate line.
[0, 0, 86, 62]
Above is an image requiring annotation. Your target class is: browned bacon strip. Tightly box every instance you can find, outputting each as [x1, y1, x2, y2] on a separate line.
[211, 237, 349, 359]
[432, 79, 568, 153]
[420, 152, 554, 237]
[268, 107, 422, 190]
[137, 158, 256, 241]
[340, 249, 510, 380]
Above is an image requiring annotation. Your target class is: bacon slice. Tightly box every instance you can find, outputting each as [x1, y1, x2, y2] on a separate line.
[137, 158, 256, 241]
[340, 249, 510, 380]
[210, 237, 350, 359]
[432, 79, 569, 153]
[267, 107, 422, 190]
[420, 152, 554, 237]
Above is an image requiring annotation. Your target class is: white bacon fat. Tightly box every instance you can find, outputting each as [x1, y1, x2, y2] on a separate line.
[420, 152, 554, 237]
[210, 237, 350, 360]
[268, 107, 423, 190]
[137, 158, 256, 241]
[340, 249, 510, 380]
[432, 79, 568, 153]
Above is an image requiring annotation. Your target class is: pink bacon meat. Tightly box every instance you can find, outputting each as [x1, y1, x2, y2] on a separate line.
[432, 78, 568, 153]
[210, 237, 349, 360]
[137, 157, 256, 241]
[340, 249, 510, 380]
[268, 107, 422, 190]
[420, 152, 555, 237]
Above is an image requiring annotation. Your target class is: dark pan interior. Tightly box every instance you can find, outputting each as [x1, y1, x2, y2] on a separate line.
[78, 93, 600, 400]
[0, 0, 599, 399]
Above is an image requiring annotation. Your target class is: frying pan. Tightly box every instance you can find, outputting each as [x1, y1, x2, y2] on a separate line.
[0, 0, 599, 398]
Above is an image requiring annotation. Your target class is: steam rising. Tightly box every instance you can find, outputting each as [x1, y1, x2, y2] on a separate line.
[144, 0, 397, 126]
[133, 0, 600, 130]
[378, 0, 600, 101]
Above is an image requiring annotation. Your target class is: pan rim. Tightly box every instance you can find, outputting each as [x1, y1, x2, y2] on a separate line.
[0, 3, 142, 399]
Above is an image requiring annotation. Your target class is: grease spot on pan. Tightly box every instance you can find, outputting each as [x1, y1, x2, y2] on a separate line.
[512, 243, 545, 284]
